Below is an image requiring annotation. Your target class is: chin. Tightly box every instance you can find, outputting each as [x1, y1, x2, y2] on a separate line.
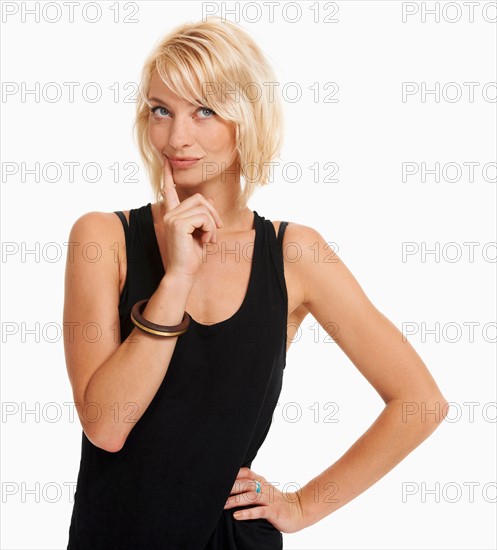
[171, 172, 206, 187]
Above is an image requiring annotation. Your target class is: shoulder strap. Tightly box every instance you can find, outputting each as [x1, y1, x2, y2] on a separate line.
[114, 211, 130, 262]
[277, 221, 289, 248]
[114, 211, 129, 232]
[272, 221, 289, 305]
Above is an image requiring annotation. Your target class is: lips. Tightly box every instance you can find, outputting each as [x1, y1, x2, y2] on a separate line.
[168, 157, 202, 169]
[169, 157, 201, 161]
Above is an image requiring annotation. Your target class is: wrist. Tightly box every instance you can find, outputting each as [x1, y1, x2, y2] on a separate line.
[160, 272, 194, 293]
[291, 483, 328, 530]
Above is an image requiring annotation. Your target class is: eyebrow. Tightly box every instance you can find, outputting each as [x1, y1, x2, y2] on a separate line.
[147, 97, 205, 108]
[147, 97, 170, 106]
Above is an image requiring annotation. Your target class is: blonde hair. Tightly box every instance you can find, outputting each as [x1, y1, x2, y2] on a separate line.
[133, 17, 285, 210]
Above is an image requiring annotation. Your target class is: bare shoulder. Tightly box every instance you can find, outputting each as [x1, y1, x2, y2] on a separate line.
[70, 209, 123, 230]
[281, 221, 360, 307]
[273, 220, 324, 249]
[67, 210, 129, 280]
[270, 220, 327, 316]
[68, 210, 126, 249]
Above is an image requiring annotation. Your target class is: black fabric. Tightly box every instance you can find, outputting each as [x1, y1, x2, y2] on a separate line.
[67, 203, 289, 549]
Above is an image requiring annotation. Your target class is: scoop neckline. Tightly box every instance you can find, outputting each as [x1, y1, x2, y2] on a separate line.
[146, 202, 260, 329]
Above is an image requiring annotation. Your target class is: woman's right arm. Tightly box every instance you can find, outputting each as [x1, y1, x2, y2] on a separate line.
[63, 211, 194, 453]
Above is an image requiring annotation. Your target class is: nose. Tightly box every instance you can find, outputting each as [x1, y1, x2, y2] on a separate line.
[168, 116, 194, 150]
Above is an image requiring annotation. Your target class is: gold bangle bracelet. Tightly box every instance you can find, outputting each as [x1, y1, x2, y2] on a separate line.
[130, 299, 191, 337]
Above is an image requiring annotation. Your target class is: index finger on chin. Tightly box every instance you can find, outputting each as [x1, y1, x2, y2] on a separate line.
[161, 156, 180, 212]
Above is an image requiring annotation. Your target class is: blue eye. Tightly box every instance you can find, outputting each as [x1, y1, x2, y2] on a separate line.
[149, 106, 170, 118]
[197, 107, 215, 118]
[148, 105, 216, 119]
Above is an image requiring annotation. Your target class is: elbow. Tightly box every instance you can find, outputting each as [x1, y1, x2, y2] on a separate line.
[78, 393, 127, 453]
[83, 425, 126, 453]
[417, 392, 450, 431]
[395, 392, 450, 430]
[100, 436, 126, 454]
[421, 395, 450, 441]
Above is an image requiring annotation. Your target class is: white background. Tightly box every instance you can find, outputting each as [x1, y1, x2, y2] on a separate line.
[1, 1, 496, 549]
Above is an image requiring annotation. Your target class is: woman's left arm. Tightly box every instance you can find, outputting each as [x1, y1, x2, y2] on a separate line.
[290, 223, 449, 529]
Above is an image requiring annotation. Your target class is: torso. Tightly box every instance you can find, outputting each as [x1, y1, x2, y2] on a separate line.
[114, 205, 309, 352]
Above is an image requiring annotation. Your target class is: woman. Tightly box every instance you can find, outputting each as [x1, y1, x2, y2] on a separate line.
[64, 17, 448, 549]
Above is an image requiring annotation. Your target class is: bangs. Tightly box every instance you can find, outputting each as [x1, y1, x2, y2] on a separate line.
[154, 51, 206, 108]
[146, 39, 242, 122]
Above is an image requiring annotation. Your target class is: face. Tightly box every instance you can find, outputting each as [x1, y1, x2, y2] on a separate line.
[147, 70, 239, 189]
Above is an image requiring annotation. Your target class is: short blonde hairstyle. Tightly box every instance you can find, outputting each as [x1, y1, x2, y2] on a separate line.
[133, 16, 285, 210]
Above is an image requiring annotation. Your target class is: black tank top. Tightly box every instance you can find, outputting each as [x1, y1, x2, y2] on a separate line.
[67, 203, 289, 549]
